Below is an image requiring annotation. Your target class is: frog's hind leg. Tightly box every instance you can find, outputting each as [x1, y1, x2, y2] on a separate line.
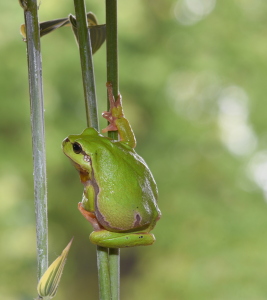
[89, 230, 156, 248]
[78, 202, 103, 231]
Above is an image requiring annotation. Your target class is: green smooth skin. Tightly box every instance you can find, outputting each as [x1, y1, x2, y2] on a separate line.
[62, 87, 161, 248]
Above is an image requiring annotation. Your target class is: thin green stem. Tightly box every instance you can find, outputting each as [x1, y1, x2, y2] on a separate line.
[106, 0, 119, 96]
[106, 0, 119, 122]
[109, 248, 120, 300]
[97, 247, 112, 300]
[73, 0, 99, 130]
[20, 0, 48, 281]
[106, 1, 120, 299]
[72, 0, 111, 299]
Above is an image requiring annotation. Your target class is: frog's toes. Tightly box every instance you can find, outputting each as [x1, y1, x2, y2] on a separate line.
[102, 111, 112, 122]
[102, 123, 118, 133]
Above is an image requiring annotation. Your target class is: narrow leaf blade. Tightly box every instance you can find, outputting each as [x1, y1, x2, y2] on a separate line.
[37, 238, 73, 299]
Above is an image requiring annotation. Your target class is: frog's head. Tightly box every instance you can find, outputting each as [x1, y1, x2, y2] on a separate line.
[62, 127, 104, 183]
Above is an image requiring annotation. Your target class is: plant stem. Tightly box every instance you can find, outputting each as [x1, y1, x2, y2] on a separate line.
[72, 0, 111, 299]
[109, 248, 120, 300]
[73, 0, 99, 130]
[106, 0, 119, 96]
[97, 247, 112, 300]
[20, 0, 48, 281]
[106, 0, 119, 122]
[106, 1, 120, 299]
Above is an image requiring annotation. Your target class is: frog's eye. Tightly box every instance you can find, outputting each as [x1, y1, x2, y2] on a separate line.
[73, 142, 82, 154]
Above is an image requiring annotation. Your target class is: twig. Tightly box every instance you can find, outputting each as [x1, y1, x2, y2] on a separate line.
[20, 0, 48, 282]
[106, 0, 120, 298]
[72, 0, 111, 299]
[73, 0, 99, 130]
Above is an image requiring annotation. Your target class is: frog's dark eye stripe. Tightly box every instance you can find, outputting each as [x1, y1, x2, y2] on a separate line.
[73, 142, 82, 154]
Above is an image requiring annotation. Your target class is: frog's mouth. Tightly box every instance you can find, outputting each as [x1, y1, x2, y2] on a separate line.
[71, 160, 92, 184]
[63, 138, 94, 185]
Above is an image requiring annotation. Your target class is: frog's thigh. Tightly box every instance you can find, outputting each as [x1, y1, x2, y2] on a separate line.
[89, 230, 155, 248]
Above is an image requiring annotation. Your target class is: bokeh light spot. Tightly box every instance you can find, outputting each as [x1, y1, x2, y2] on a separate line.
[217, 86, 257, 156]
[174, 0, 216, 26]
[247, 152, 267, 200]
[167, 71, 220, 121]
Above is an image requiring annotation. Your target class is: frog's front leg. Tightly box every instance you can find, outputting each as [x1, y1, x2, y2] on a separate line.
[102, 82, 123, 132]
[78, 202, 103, 231]
[102, 82, 136, 148]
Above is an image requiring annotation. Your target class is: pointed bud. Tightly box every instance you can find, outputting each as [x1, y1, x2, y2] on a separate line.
[18, 0, 27, 10]
[37, 238, 73, 299]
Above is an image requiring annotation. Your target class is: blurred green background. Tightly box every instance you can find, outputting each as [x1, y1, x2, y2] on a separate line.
[1, 0, 267, 299]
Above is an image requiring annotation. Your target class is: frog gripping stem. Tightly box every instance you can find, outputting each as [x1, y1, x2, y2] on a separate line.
[90, 230, 156, 248]
[102, 82, 123, 133]
[102, 82, 136, 148]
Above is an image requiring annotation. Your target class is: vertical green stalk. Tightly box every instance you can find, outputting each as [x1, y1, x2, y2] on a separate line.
[96, 246, 112, 300]
[106, 0, 119, 97]
[106, 1, 120, 299]
[73, 0, 99, 130]
[109, 248, 120, 300]
[72, 0, 111, 299]
[20, 0, 48, 281]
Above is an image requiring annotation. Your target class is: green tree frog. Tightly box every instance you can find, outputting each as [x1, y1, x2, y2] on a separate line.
[62, 82, 161, 248]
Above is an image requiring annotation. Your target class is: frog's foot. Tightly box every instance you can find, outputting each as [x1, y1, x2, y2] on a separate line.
[78, 202, 103, 231]
[102, 82, 123, 133]
[89, 230, 156, 248]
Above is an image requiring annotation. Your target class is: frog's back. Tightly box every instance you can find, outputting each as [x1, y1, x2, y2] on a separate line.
[93, 141, 160, 232]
